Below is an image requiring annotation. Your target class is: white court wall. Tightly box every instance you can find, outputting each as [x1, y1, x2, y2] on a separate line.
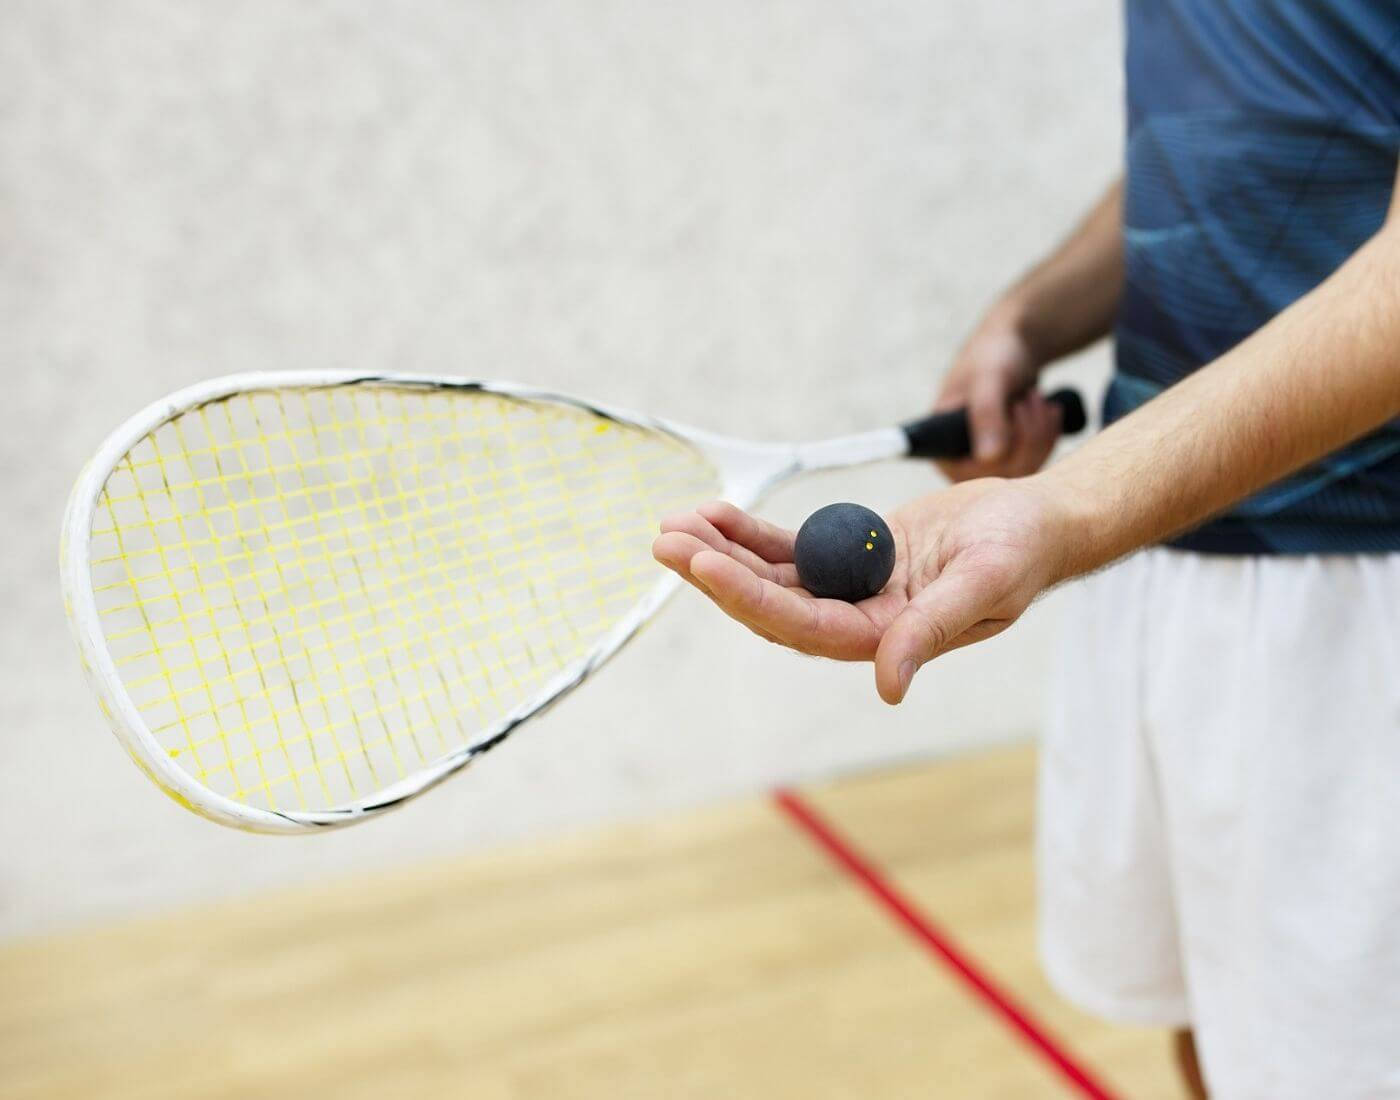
[0, 1, 1120, 937]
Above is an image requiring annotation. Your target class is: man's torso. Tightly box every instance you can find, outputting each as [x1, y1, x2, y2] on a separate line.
[1115, 0, 1400, 553]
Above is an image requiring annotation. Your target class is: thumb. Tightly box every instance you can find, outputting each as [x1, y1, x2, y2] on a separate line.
[968, 372, 1012, 462]
[874, 569, 986, 705]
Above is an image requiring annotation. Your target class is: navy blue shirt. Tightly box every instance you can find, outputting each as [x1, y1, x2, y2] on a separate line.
[1114, 0, 1400, 552]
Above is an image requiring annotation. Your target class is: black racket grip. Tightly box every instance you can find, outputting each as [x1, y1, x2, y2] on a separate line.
[901, 388, 1087, 459]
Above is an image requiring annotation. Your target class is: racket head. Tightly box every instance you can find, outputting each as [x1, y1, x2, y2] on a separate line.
[61, 372, 730, 831]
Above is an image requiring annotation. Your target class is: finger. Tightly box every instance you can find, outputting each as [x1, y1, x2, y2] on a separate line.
[658, 510, 730, 555]
[933, 376, 972, 412]
[934, 455, 982, 483]
[967, 370, 1012, 462]
[1006, 392, 1062, 476]
[1000, 399, 1041, 477]
[659, 509, 723, 542]
[695, 501, 797, 563]
[653, 533, 785, 643]
[1041, 388, 1065, 438]
[940, 617, 1015, 654]
[659, 509, 799, 584]
[873, 568, 989, 704]
[654, 536, 799, 606]
[1022, 388, 1062, 437]
[941, 400, 1038, 481]
[652, 530, 714, 582]
[689, 550, 882, 660]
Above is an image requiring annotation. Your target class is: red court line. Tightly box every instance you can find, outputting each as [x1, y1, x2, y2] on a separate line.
[772, 788, 1123, 1100]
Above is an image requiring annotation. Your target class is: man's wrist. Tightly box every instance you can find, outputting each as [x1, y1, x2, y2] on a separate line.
[969, 295, 1046, 389]
[984, 294, 1034, 347]
[987, 291, 1069, 371]
[1026, 464, 1118, 585]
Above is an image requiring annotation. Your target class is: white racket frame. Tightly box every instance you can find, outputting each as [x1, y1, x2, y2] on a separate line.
[61, 370, 909, 832]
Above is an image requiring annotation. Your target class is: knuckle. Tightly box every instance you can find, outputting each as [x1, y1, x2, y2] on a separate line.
[746, 576, 772, 618]
[911, 610, 947, 657]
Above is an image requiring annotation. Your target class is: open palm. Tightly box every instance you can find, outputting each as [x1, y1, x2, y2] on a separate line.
[652, 479, 1067, 703]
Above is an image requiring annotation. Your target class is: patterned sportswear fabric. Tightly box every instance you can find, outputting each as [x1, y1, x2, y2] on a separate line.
[1115, 0, 1400, 553]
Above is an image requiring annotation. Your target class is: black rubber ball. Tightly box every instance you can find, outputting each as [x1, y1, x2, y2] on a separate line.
[793, 503, 896, 602]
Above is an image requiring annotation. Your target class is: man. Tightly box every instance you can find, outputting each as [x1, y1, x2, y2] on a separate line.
[653, 3, 1400, 1096]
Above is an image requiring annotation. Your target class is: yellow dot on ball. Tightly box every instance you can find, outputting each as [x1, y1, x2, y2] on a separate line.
[870, 530, 877, 538]
[865, 541, 874, 550]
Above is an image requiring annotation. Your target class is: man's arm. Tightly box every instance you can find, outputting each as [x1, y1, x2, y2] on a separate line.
[937, 179, 1123, 476]
[1001, 178, 1125, 364]
[655, 164, 1400, 705]
[1043, 205, 1400, 574]
[880, 183, 1400, 700]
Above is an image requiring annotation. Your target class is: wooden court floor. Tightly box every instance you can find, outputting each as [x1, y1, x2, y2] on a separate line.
[0, 745, 1184, 1099]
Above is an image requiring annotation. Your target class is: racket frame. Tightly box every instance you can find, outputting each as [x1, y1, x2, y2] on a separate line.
[61, 370, 908, 831]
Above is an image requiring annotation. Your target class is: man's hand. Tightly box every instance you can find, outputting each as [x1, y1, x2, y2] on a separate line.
[933, 179, 1125, 483]
[934, 313, 1063, 482]
[652, 484, 1073, 705]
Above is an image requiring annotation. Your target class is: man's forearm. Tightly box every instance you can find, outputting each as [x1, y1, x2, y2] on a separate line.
[1039, 217, 1400, 578]
[995, 179, 1124, 364]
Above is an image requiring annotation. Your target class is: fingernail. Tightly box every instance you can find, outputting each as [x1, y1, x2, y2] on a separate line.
[898, 660, 917, 698]
[975, 435, 1003, 461]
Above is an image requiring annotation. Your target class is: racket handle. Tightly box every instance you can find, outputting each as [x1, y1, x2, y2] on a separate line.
[901, 388, 1087, 459]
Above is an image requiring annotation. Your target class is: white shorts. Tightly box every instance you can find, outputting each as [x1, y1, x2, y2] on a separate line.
[1038, 547, 1400, 1099]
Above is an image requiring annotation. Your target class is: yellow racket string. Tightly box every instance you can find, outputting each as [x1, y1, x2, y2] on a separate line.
[88, 385, 720, 813]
